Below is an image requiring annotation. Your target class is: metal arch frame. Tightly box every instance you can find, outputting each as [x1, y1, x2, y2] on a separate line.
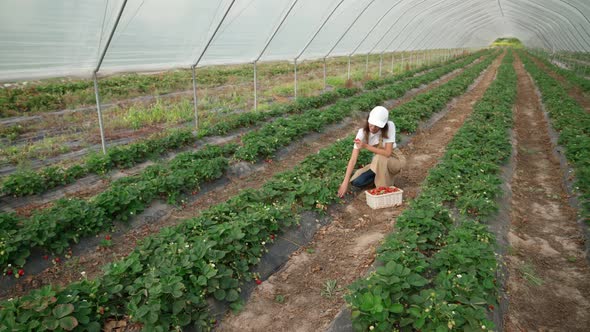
[345, 0, 406, 76]
[503, 13, 566, 51]
[378, 0, 490, 53]
[93, 0, 129, 154]
[558, 0, 590, 40]
[411, 0, 497, 49]
[413, 3, 503, 50]
[505, 3, 585, 51]
[253, 0, 299, 111]
[190, 0, 236, 131]
[506, 1, 588, 50]
[425, 16, 498, 51]
[370, 0, 433, 58]
[507, 19, 557, 50]
[504, 8, 575, 51]
[516, 0, 590, 49]
[377, 0, 469, 53]
[399, 2, 494, 51]
[400, 5, 495, 52]
[293, 0, 345, 98]
[323, 0, 377, 79]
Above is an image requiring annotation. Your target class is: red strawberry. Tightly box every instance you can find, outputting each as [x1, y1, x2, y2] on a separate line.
[18, 269, 24, 276]
[6, 270, 13, 276]
[270, 234, 275, 240]
[488, 304, 495, 310]
[105, 235, 111, 241]
[43, 255, 49, 260]
[54, 257, 61, 263]
[255, 279, 262, 285]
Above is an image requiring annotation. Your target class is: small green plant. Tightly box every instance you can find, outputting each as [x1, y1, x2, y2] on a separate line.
[274, 294, 285, 304]
[567, 256, 577, 263]
[321, 279, 340, 298]
[519, 262, 543, 286]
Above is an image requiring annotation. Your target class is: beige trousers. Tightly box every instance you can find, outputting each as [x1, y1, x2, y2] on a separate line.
[350, 148, 406, 187]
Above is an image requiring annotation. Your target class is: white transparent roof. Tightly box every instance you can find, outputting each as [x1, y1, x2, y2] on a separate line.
[0, 0, 588, 82]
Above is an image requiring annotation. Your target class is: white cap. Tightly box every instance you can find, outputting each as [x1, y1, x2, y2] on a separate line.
[368, 106, 389, 128]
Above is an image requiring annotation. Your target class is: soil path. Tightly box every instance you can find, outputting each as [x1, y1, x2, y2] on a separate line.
[529, 56, 590, 113]
[216, 55, 504, 332]
[503, 55, 590, 331]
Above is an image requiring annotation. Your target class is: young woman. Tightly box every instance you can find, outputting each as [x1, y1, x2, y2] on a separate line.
[337, 106, 405, 197]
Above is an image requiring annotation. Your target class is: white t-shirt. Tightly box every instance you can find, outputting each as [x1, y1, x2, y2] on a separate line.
[354, 121, 396, 149]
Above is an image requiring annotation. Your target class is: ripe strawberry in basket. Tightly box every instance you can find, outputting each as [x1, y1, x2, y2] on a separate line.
[367, 186, 400, 195]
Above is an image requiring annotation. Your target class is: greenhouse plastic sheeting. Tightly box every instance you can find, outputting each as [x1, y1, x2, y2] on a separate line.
[0, 0, 589, 82]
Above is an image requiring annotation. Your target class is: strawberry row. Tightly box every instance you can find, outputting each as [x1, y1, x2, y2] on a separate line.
[346, 51, 516, 331]
[530, 52, 590, 93]
[520, 51, 590, 222]
[0, 52, 493, 276]
[0, 53, 497, 331]
[1, 51, 483, 197]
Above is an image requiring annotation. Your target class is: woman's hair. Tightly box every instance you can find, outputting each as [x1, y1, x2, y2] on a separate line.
[363, 114, 389, 142]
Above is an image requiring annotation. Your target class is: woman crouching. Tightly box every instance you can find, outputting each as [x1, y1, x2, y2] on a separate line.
[337, 106, 405, 197]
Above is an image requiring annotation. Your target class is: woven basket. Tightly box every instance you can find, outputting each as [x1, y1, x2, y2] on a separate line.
[365, 186, 403, 209]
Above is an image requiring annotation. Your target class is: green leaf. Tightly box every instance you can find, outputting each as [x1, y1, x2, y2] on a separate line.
[42, 318, 59, 330]
[147, 310, 159, 324]
[390, 303, 404, 314]
[413, 318, 425, 329]
[226, 289, 239, 302]
[59, 317, 78, 331]
[408, 306, 422, 318]
[351, 310, 361, 319]
[172, 300, 186, 315]
[214, 289, 226, 301]
[111, 284, 123, 293]
[52, 304, 74, 319]
[87, 321, 101, 332]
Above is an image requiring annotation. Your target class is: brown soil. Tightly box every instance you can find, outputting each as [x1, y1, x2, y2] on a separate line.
[216, 56, 504, 332]
[0, 57, 483, 300]
[529, 56, 590, 113]
[503, 55, 590, 331]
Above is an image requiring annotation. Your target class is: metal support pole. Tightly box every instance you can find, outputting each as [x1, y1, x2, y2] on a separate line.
[401, 53, 404, 72]
[294, 59, 298, 99]
[92, 0, 128, 154]
[323, 58, 327, 90]
[347, 56, 351, 79]
[93, 73, 107, 154]
[191, 66, 198, 129]
[254, 62, 258, 111]
[379, 54, 382, 77]
[190, 0, 236, 129]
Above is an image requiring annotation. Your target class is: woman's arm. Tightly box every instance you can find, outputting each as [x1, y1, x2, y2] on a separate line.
[355, 139, 393, 157]
[338, 148, 360, 197]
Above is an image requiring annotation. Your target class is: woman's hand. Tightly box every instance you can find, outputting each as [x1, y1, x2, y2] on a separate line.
[338, 181, 349, 198]
[354, 138, 366, 149]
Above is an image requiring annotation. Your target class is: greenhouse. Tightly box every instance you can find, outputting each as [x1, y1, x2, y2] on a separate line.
[0, 0, 589, 331]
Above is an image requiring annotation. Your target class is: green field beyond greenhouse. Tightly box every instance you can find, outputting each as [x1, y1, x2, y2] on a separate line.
[1, 1, 589, 331]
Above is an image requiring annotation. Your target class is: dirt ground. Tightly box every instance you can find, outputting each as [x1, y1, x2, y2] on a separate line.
[216, 56, 504, 332]
[502, 55, 590, 331]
